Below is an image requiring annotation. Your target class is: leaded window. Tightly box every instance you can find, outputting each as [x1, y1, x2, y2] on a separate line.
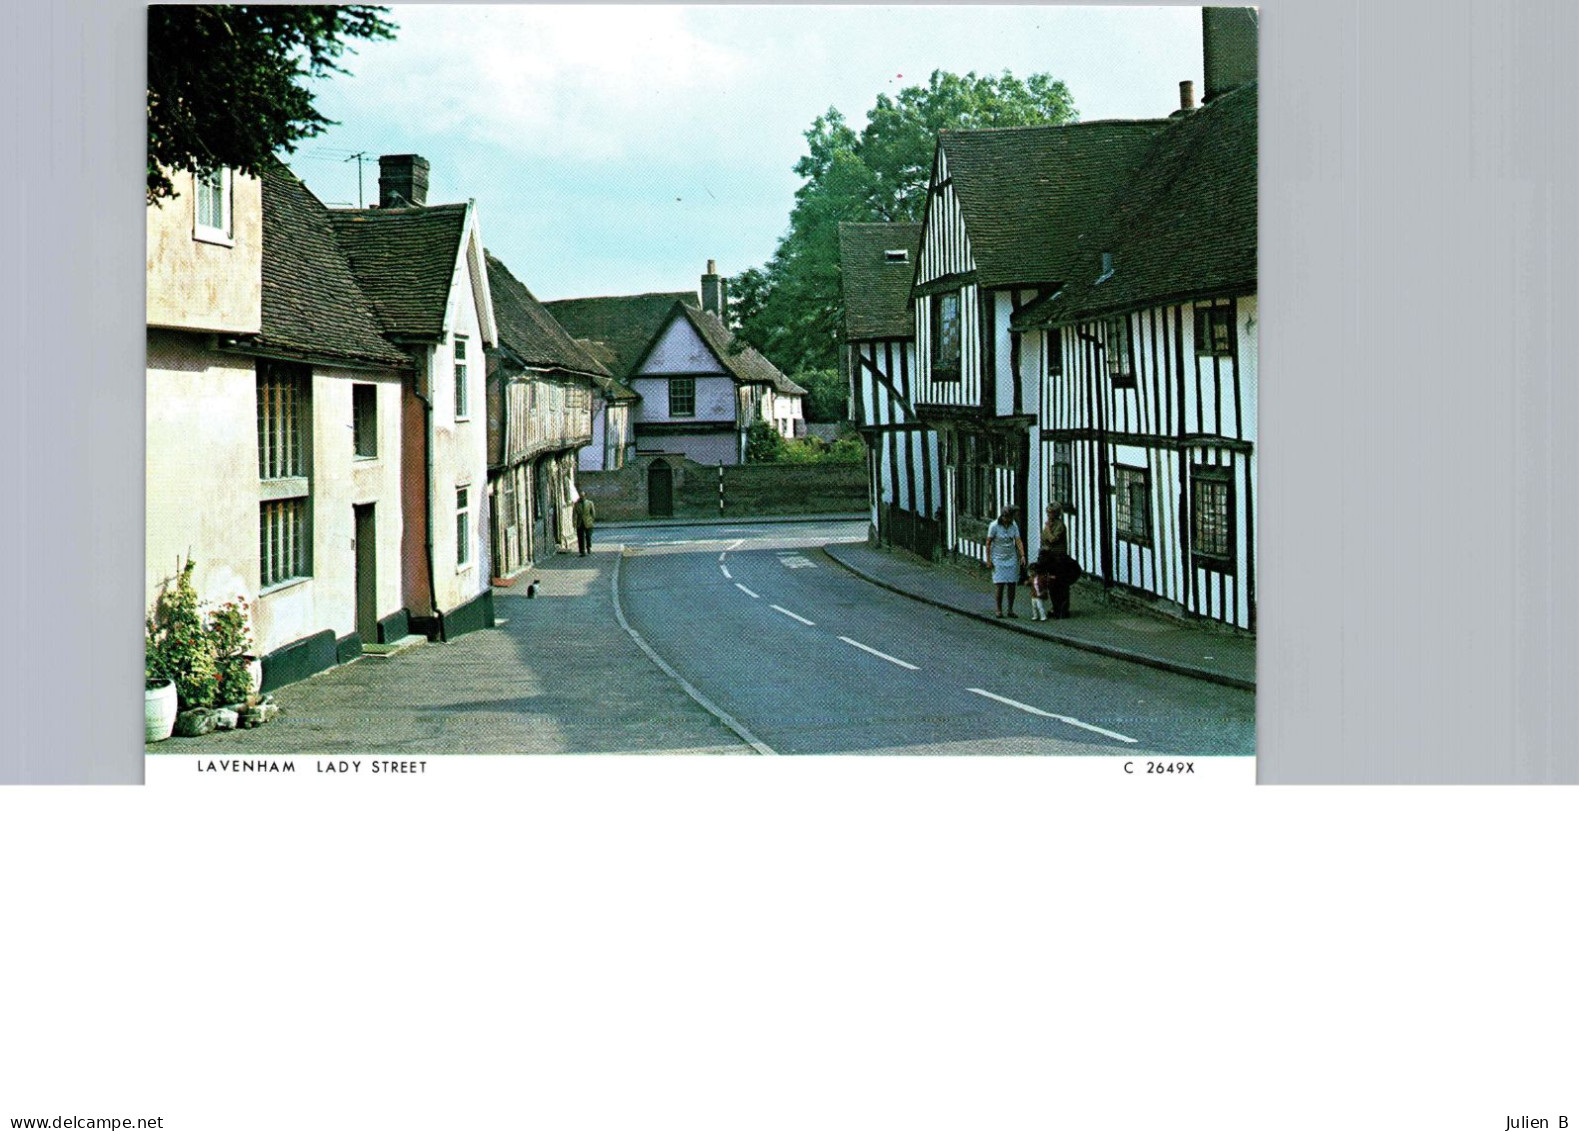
[1049, 441, 1073, 511]
[931, 291, 962, 380]
[1114, 465, 1151, 544]
[1106, 316, 1135, 387]
[1194, 303, 1235, 357]
[194, 167, 231, 242]
[456, 486, 471, 568]
[352, 384, 378, 458]
[454, 336, 470, 419]
[1192, 466, 1235, 568]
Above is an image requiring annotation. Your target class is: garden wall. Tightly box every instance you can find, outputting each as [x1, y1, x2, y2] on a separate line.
[579, 455, 867, 522]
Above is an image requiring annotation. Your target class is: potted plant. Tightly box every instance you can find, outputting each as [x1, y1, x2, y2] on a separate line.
[144, 561, 255, 739]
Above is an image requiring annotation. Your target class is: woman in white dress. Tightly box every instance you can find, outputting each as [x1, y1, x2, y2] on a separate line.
[985, 505, 1027, 618]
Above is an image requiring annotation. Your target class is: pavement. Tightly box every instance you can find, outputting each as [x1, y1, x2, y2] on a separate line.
[599, 513, 867, 531]
[821, 541, 1255, 691]
[148, 546, 755, 756]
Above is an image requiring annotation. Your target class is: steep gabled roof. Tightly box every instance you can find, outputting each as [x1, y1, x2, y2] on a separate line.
[542, 292, 698, 379]
[936, 119, 1166, 289]
[1015, 82, 1258, 326]
[327, 202, 471, 340]
[484, 252, 610, 379]
[674, 304, 805, 395]
[258, 164, 410, 370]
[838, 222, 923, 340]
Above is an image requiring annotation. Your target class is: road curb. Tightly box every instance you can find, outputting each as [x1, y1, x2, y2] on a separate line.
[610, 545, 779, 755]
[819, 546, 1255, 693]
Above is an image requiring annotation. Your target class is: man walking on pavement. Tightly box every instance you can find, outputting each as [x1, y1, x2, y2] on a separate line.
[572, 491, 596, 557]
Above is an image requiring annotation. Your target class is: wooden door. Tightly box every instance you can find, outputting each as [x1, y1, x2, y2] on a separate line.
[648, 461, 674, 518]
[353, 504, 377, 643]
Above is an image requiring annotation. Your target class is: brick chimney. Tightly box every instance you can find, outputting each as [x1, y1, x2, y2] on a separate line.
[1202, 8, 1258, 102]
[1179, 80, 1196, 112]
[378, 154, 429, 208]
[701, 259, 726, 319]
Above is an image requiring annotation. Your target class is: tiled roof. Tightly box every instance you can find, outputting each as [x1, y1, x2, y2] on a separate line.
[327, 202, 470, 341]
[838, 222, 923, 340]
[938, 119, 1166, 289]
[572, 339, 639, 401]
[258, 164, 410, 369]
[542, 292, 698, 379]
[1014, 82, 1258, 326]
[484, 252, 610, 379]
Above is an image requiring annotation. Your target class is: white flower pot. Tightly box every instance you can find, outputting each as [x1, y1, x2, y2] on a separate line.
[145, 679, 178, 743]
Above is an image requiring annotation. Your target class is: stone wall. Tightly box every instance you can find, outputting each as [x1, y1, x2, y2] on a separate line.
[579, 455, 867, 522]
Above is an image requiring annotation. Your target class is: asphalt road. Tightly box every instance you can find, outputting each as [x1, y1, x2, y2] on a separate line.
[615, 521, 1256, 757]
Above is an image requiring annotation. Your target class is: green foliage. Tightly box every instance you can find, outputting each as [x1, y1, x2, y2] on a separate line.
[146, 561, 255, 710]
[730, 70, 1078, 375]
[147, 6, 397, 203]
[752, 430, 866, 466]
[795, 368, 848, 424]
[745, 420, 786, 464]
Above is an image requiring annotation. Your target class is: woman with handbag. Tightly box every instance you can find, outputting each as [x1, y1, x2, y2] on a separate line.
[986, 505, 1027, 618]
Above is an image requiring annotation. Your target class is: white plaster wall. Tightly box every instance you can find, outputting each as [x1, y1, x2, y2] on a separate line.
[146, 170, 262, 334]
[146, 334, 258, 620]
[638, 318, 728, 375]
[1239, 295, 1258, 446]
[428, 253, 492, 615]
[631, 374, 736, 423]
[580, 402, 608, 470]
[994, 291, 1016, 417]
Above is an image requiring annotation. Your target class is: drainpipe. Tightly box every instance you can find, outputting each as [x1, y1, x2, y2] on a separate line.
[412, 361, 446, 641]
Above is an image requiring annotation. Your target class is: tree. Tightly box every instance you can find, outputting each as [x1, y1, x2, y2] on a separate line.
[730, 70, 1077, 375]
[794, 368, 848, 424]
[147, 5, 396, 203]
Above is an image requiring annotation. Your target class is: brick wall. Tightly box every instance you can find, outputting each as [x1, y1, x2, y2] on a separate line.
[580, 457, 866, 522]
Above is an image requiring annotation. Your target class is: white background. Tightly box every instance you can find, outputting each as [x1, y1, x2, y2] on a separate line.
[3, 0, 1578, 1126]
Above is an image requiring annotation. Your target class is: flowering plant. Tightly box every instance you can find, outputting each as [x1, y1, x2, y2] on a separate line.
[145, 560, 255, 710]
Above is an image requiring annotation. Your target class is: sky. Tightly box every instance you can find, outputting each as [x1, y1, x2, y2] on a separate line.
[290, 5, 1205, 302]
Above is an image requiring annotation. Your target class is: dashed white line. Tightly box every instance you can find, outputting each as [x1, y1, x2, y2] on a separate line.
[838, 636, 919, 670]
[772, 605, 815, 626]
[966, 688, 1138, 744]
[735, 583, 760, 599]
[720, 564, 732, 579]
[718, 552, 727, 562]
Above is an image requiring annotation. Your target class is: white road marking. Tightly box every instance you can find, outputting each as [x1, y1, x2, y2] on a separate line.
[728, 539, 744, 551]
[777, 553, 817, 569]
[735, 583, 760, 599]
[966, 688, 1138, 744]
[772, 605, 815, 626]
[838, 636, 919, 670]
[718, 552, 727, 562]
[611, 547, 777, 756]
[720, 565, 732, 579]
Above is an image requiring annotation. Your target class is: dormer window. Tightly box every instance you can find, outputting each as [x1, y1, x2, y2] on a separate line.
[884, 249, 910, 263]
[193, 167, 233, 245]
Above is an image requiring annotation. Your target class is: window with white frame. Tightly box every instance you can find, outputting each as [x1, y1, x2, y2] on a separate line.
[669, 376, 696, 417]
[1113, 464, 1151, 545]
[456, 486, 471, 568]
[194, 167, 232, 244]
[453, 336, 470, 419]
[257, 362, 312, 588]
[352, 384, 378, 458]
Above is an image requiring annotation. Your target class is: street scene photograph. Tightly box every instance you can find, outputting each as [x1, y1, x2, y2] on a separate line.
[145, 4, 1257, 758]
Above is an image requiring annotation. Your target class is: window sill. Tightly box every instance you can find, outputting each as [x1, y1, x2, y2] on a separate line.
[353, 454, 380, 463]
[260, 576, 312, 597]
[260, 477, 310, 502]
[193, 228, 235, 248]
[1116, 532, 1152, 548]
